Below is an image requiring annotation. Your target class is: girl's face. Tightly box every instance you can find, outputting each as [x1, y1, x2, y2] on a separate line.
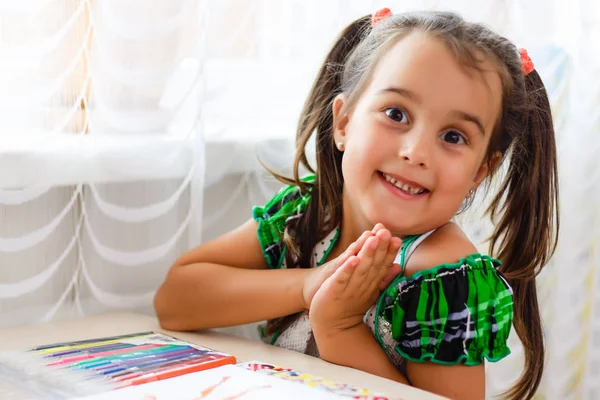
[333, 31, 503, 236]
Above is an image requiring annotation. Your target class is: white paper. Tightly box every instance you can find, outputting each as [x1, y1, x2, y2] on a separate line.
[75, 365, 346, 400]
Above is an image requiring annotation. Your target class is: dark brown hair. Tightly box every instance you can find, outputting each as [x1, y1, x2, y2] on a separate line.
[268, 11, 559, 400]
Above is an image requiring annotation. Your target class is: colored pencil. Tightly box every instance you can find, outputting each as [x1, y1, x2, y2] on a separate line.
[0, 331, 237, 398]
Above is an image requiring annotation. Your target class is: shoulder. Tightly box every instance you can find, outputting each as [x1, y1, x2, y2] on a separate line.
[252, 175, 314, 223]
[375, 222, 513, 367]
[403, 222, 479, 277]
[252, 175, 315, 269]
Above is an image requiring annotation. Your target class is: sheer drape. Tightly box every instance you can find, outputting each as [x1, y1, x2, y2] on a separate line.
[0, 1, 598, 398]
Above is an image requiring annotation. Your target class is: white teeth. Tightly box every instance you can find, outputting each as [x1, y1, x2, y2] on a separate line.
[383, 173, 426, 195]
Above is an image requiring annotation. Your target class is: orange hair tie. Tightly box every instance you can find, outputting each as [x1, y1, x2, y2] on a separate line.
[371, 7, 393, 27]
[519, 48, 534, 75]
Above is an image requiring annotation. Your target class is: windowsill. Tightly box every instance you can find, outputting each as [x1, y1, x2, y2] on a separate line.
[0, 124, 296, 189]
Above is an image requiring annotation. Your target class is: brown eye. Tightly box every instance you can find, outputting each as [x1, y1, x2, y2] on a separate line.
[441, 130, 466, 145]
[385, 108, 408, 123]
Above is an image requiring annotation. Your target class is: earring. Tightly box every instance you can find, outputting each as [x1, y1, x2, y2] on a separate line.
[337, 142, 345, 151]
[468, 189, 475, 198]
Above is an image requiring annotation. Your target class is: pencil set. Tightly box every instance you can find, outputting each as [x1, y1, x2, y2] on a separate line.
[0, 331, 236, 399]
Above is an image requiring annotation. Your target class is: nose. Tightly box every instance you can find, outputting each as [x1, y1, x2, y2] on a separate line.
[398, 130, 430, 168]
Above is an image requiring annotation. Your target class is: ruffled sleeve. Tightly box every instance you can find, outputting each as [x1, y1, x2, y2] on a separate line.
[252, 176, 314, 269]
[374, 254, 513, 365]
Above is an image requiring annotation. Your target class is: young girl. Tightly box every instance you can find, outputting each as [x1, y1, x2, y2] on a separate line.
[154, 8, 558, 400]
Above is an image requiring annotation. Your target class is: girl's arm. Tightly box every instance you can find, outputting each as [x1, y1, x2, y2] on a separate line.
[406, 362, 485, 399]
[314, 324, 485, 399]
[310, 224, 488, 399]
[401, 223, 485, 399]
[154, 219, 372, 331]
[313, 323, 408, 384]
[310, 229, 408, 382]
[154, 219, 310, 331]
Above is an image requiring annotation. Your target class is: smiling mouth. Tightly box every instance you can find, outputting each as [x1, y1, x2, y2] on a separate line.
[379, 172, 429, 195]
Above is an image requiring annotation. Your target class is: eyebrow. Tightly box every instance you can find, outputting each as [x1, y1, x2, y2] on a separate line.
[379, 87, 422, 103]
[379, 86, 486, 136]
[449, 110, 486, 136]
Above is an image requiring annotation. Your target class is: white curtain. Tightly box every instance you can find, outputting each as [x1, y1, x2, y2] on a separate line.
[0, 0, 598, 398]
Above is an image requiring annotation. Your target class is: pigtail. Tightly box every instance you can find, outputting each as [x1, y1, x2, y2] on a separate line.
[488, 69, 559, 400]
[273, 14, 372, 269]
[264, 16, 371, 336]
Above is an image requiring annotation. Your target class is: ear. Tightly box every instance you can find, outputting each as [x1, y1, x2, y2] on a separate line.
[472, 151, 502, 189]
[332, 94, 349, 145]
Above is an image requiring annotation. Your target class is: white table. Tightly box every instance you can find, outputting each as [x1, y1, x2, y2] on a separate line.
[0, 312, 445, 399]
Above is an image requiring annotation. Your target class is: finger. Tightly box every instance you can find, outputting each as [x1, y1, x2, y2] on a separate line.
[354, 236, 379, 280]
[374, 236, 402, 284]
[326, 231, 373, 277]
[378, 263, 402, 291]
[372, 223, 386, 233]
[367, 235, 400, 295]
[380, 236, 402, 269]
[351, 230, 375, 254]
[371, 229, 392, 269]
[328, 255, 359, 295]
[339, 231, 373, 264]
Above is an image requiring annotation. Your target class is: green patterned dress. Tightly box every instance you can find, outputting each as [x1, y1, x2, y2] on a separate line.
[253, 178, 513, 372]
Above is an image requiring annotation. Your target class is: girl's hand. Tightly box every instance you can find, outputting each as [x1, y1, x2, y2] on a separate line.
[309, 226, 402, 332]
[302, 231, 373, 309]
